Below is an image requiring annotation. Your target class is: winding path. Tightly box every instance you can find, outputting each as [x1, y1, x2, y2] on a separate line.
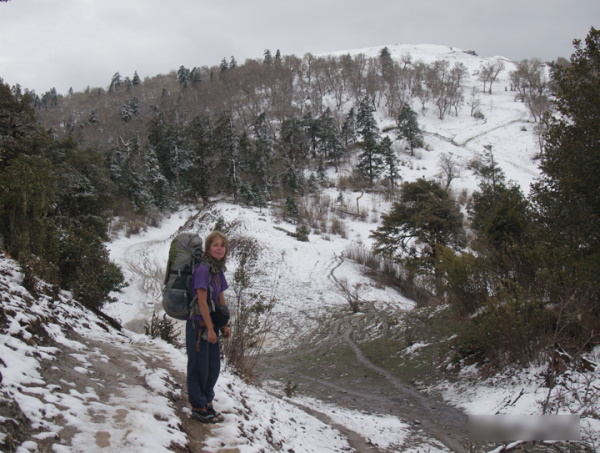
[257, 254, 473, 453]
[118, 226, 474, 451]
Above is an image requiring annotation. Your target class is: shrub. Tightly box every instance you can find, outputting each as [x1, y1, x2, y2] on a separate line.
[222, 235, 276, 380]
[295, 225, 310, 242]
[144, 312, 181, 346]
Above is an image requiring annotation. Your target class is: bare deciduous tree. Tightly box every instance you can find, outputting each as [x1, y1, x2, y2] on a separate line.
[479, 61, 505, 94]
[437, 152, 462, 191]
[467, 86, 481, 117]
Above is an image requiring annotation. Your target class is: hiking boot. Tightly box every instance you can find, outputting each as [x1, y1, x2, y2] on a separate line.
[191, 409, 215, 424]
[206, 406, 225, 422]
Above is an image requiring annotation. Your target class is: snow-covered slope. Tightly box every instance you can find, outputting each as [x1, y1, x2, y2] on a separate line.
[326, 43, 541, 195]
[2, 44, 599, 452]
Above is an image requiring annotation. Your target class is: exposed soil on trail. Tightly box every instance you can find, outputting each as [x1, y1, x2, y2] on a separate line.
[255, 309, 478, 453]
[255, 253, 478, 452]
[110, 226, 477, 452]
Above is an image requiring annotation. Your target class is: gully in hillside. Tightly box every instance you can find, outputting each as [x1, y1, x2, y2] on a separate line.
[186, 230, 231, 423]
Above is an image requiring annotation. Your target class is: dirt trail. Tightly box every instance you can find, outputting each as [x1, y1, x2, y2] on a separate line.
[256, 315, 471, 452]
[255, 254, 474, 453]
[121, 235, 473, 452]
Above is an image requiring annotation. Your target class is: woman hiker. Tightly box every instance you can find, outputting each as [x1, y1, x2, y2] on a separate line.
[186, 230, 231, 423]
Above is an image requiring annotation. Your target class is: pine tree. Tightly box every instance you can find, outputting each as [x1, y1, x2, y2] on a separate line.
[263, 49, 273, 65]
[213, 111, 241, 201]
[0, 83, 55, 258]
[109, 72, 122, 93]
[396, 104, 423, 156]
[177, 66, 190, 86]
[473, 145, 505, 189]
[285, 196, 300, 223]
[143, 145, 169, 209]
[356, 97, 383, 185]
[469, 181, 531, 253]
[280, 116, 309, 170]
[317, 108, 344, 171]
[0, 83, 124, 309]
[184, 115, 214, 202]
[250, 113, 273, 195]
[120, 138, 154, 210]
[380, 136, 400, 189]
[341, 107, 357, 147]
[132, 71, 141, 86]
[302, 112, 320, 158]
[371, 178, 465, 272]
[190, 67, 203, 86]
[531, 27, 600, 308]
[220, 58, 229, 73]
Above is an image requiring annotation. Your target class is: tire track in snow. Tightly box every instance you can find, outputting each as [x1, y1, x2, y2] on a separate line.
[424, 114, 529, 150]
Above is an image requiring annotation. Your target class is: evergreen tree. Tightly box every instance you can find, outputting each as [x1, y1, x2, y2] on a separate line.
[302, 111, 321, 158]
[120, 138, 154, 210]
[190, 67, 203, 86]
[177, 66, 190, 86]
[371, 178, 465, 273]
[0, 84, 55, 259]
[41, 87, 59, 108]
[144, 145, 169, 209]
[132, 71, 141, 86]
[285, 196, 300, 223]
[279, 116, 309, 195]
[317, 108, 344, 172]
[396, 104, 423, 156]
[531, 27, 600, 310]
[184, 115, 214, 202]
[123, 77, 133, 92]
[356, 97, 383, 185]
[469, 181, 531, 253]
[109, 72, 122, 93]
[238, 130, 251, 167]
[473, 145, 505, 189]
[379, 47, 394, 81]
[220, 58, 229, 73]
[341, 107, 357, 147]
[263, 49, 273, 65]
[213, 111, 241, 202]
[0, 83, 123, 309]
[380, 136, 400, 189]
[280, 116, 309, 170]
[119, 97, 140, 122]
[250, 112, 273, 195]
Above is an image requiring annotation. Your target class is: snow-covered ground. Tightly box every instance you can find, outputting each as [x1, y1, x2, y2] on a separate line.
[2, 43, 599, 452]
[3, 198, 598, 452]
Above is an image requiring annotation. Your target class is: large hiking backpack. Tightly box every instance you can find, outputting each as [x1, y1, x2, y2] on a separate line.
[162, 232, 203, 320]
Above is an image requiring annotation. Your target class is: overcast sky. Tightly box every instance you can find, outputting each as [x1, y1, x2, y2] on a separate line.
[0, 0, 597, 95]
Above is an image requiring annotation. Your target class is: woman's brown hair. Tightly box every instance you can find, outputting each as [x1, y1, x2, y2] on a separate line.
[204, 231, 229, 262]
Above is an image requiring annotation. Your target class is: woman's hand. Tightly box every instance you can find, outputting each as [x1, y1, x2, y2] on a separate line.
[207, 328, 218, 344]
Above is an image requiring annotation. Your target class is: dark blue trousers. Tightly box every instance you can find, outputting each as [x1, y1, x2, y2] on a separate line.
[185, 320, 221, 409]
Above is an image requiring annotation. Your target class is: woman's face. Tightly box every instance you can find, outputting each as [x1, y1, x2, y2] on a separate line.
[209, 239, 227, 260]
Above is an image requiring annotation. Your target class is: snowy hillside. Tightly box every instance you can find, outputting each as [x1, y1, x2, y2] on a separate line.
[2, 195, 599, 451]
[2, 43, 599, 452]
[325, 43, 541, 194]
